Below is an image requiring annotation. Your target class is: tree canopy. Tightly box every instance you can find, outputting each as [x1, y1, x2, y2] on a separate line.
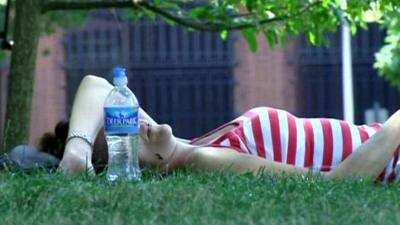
[39, 1, 398, 49]
[374, 6, 400, 88]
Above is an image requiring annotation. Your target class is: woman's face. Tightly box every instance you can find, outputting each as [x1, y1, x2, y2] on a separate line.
[138, 120, 177, 168]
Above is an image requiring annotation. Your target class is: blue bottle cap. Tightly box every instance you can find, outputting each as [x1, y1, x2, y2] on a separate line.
[113, 67, 126, 78]
[112, 67, 128, 85]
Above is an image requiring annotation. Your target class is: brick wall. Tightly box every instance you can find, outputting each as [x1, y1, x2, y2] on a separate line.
[233, 35, 298, 116]
[2, 28, 300, 151]
[29, 29, 67, 145]
[0, 29, 66, 151]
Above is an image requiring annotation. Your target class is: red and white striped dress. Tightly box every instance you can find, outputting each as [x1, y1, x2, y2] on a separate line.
[191, 107, 400, 183]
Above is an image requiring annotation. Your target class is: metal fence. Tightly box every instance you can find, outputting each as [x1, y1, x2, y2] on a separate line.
[63, 12, 235, 139]
[294, 24, 400, 123]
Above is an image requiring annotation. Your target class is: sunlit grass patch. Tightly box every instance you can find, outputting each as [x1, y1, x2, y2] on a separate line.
[0, 170, 398, 225]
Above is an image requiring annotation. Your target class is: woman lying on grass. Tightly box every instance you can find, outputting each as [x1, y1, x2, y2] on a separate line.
[48, 75, 400, 183]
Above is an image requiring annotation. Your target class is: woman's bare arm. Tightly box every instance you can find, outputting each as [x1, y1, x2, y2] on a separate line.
[59, 75, 159, 174]
[185, 147, 311, 176]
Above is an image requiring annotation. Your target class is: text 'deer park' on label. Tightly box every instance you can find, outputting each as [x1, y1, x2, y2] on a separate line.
[104, 107, 139, 134]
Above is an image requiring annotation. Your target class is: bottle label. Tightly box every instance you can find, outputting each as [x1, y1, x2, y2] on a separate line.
[104, 106, 139, 134]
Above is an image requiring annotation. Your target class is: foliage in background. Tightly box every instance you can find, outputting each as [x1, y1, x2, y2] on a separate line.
[43, 10, 90, 34]
[124, 0, 395, 51]
[374, 6, 400, 88]
[133, 0, 353, 50]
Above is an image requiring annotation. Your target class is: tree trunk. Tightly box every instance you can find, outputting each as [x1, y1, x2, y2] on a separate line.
[3, 0, 42, 152]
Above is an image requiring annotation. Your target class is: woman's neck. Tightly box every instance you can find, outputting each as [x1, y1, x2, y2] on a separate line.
[165, 140, 197, 171]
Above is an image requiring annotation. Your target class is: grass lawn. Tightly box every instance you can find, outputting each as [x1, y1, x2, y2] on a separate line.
[1, 169, 399, 225]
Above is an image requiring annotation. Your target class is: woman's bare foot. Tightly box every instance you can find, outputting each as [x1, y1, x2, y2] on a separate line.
[58, 138, 95, 175]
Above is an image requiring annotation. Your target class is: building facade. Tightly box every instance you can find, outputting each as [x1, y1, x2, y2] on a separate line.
[1, 13, 398, 151]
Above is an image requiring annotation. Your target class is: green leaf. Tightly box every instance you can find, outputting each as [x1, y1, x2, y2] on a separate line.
[220, 30, 228, 40]
[307, 31, 317, 45]
[241, 28, 258, 52]
[158, 1, 181, 11]
[121, 9, 144, 21]
[143, 8, 157, 21]
[263, 30, 277, 48]
[189, 7, 209, 19]
[374, 8, 400, 89]
[348, 22, 357, 34]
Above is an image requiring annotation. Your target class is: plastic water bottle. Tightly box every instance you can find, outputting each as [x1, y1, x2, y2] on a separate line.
[104, 67, 141, 182]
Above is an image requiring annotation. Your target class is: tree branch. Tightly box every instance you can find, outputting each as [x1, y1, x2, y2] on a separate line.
[42, 0, 322, 32]
[139, 1, 323, 32]
[42, 0, 138, 12]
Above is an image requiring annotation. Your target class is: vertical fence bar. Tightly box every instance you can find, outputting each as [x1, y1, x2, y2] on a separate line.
[170, 26, 178, 62]
[140, 21, 147, 63]
[161, 74, 169, 123]
[216, 72, 225, 124]
[132, 23, 140, 64]
[99, 28, 107, 65]
[147, 71, 156, 116]
[121, 24, 130, 68]
[170, 73, 178, 133]
[205, 72, 213, 132]
[158, 20, 166, 63]
[77, 31, 84, 70]
[146, 21, 154, 64]
[193, 32, 201, 61]
[181, 28, 189, 62]
[204, 32, 211, 62]
[177, 27, 183, 62]
[214, 35, 222, 61]
[87, 28, 95, 64]
[182, 74, 190, 134]
[193, 71, 202, 136]
[94, 29, 101, 63]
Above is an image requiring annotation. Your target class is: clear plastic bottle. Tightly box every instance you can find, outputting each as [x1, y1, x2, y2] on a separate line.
[104, 67, 141, 182]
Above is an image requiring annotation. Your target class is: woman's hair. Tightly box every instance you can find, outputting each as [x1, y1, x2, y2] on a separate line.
[38, 120, 69, 160]
[38, 120, 108, 173]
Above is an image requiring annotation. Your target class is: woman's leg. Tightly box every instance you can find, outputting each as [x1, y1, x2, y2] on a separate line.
[182, 110, 400, 180]
[327, 110, 400, 179]
[59, 75, 112, 174]
[59, 75, 159, 174]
